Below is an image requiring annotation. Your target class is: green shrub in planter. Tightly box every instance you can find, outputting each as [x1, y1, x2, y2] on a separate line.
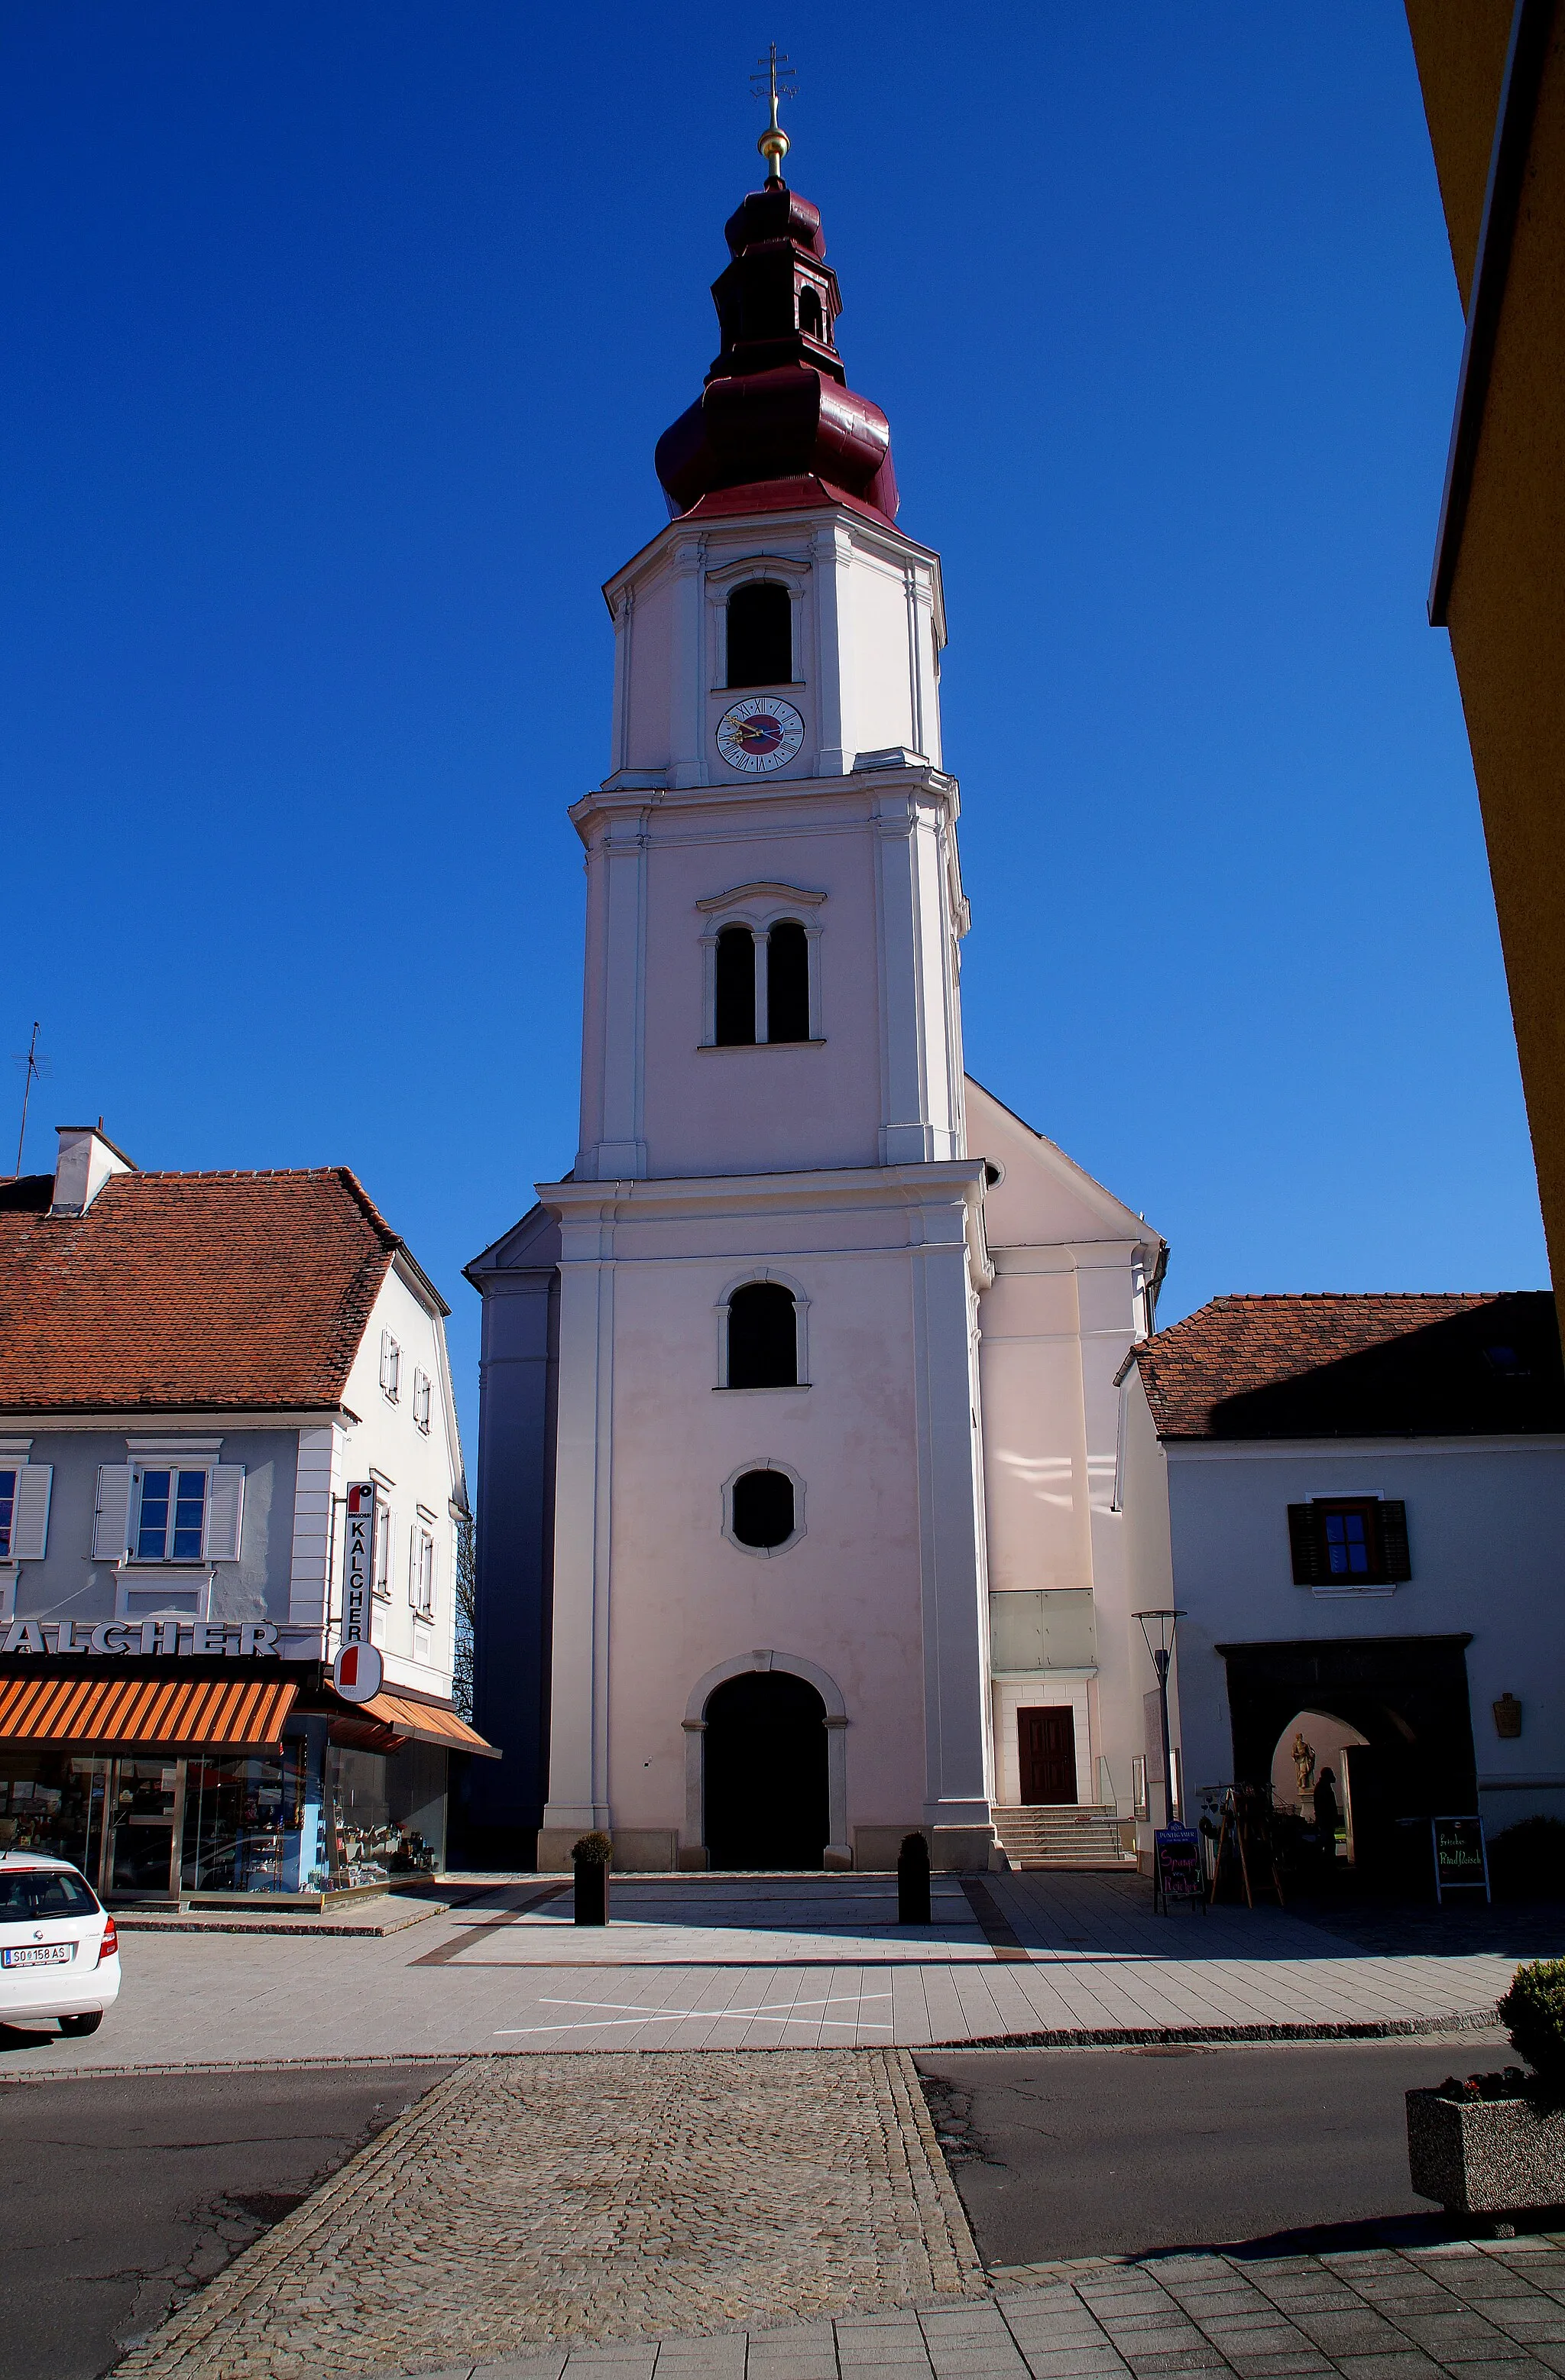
[572, 1831, 613, 1865]
[1498, 1957, 1565, 2092]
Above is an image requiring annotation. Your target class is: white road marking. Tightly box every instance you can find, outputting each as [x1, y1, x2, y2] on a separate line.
[494, 1989, 894, 2036]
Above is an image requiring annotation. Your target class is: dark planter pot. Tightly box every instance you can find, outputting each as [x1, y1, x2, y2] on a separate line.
[1408, 2086, 1565, 2215]
[573, 1859, 609, 1926]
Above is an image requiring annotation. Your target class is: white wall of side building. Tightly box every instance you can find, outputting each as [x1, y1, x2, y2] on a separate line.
[967, 1082, 1163, 1834]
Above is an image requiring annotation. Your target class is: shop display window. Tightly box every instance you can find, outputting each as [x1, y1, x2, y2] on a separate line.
[0, 1753, 108, 1875]
[182, 1745, 307, 1895]
[315, 1744, 441, 1892]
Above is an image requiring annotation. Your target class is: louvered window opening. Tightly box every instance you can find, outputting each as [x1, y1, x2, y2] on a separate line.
[1288, 1498, 1410, 1586]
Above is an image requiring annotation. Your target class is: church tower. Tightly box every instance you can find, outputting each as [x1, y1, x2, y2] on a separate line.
[507, 115, 999, 1873]
[468, 107, 1168, 1878]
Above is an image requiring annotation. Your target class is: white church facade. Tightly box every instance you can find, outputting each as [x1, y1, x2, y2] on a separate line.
[466, 145, 1167, 1872]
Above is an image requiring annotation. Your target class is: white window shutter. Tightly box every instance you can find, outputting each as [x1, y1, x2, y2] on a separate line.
[10, 1466, 52, 1561]
[206, 1466, 246, 1561]
[408, 1523, 418, 1607]
[92, 1465, 133, 1561]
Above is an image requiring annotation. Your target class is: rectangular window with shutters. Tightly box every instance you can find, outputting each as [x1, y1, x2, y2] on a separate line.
[380, 1331, 401, 1403]
[1288, 1497, 1410, 1587]
[374, 1502, 393, 1601]
[0, 1472, 15, 1561]
[132, 1468, 208, 1562]
[413, 1369, 432, 1434]
[410, 1528, 436, 1620]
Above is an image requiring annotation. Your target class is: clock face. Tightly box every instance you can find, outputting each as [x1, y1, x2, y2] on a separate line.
[715, 696, 805, 775]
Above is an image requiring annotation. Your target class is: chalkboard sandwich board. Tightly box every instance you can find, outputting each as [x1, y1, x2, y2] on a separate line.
[1154, 1823, 1205, 1915]
[1431, 1815, 1490, 1905]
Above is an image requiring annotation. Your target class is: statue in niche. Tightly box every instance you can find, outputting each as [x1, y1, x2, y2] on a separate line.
[1291, 1732, 1317, 1795]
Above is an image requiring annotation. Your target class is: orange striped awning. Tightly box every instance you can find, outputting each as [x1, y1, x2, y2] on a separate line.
[0, 1672, 298, 1752]
[357, 1691, 500, 1759]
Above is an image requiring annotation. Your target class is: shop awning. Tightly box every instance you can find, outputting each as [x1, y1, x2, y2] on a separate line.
[355, 1691, 501, 1759]
[0, 1672, 298, 1753]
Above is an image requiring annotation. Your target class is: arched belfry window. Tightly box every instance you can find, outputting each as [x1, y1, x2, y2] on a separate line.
[714, 925, 756, 1046]
[727, 1282, 798, 1389]
[766, 921, 810, 1043]
[799, 286, 824, 341]
[726, 582, 792, 689]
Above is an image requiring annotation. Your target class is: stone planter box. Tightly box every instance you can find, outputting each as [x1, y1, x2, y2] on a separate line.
[1408, 2085, 1565, 2215]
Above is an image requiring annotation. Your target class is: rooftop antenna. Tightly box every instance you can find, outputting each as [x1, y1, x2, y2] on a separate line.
[11, 1021, 50, 1179]
[750, 44, 797, 183]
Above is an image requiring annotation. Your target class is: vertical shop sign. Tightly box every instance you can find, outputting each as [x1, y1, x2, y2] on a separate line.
[342, 1482, 376, 1648]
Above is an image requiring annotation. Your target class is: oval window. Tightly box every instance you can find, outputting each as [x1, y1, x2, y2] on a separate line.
[731, 1468, 795, 1549]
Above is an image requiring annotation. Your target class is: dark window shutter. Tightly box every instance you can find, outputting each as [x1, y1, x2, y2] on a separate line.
[1378, 1500, 1411, 1581]
[1288, 1503, 1323, 1585]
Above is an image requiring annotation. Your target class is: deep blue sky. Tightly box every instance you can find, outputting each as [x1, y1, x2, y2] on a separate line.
[2, 2, 1544, 1448]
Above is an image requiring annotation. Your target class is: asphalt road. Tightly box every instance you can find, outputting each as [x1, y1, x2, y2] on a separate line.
[916, 2033, 1514, 2268]
[0, 2059, 454, 2380]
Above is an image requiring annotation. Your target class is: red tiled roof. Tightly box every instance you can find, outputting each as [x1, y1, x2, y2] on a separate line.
[1132, 1292, 1565, 1441]
[0, 1167, 400, 1414]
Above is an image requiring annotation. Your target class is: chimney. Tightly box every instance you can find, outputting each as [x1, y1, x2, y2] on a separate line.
[50, 1124, 136, 1217]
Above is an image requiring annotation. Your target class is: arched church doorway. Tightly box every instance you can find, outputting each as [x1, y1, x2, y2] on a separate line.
[1218, 1634, 1476, 1884]
[704, 1670, 829, 1869]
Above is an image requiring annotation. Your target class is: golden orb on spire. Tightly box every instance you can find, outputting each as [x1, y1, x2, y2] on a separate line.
[750, 43, 797, 184]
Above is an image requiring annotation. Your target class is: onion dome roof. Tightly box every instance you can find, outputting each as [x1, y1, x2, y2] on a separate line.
[654, 178, 898, 525]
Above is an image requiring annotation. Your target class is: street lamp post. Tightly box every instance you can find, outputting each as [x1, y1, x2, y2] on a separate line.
[1133, 1609, 1186, 1825]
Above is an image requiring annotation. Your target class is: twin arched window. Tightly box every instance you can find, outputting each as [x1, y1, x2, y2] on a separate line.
[714, 919, 810, 1046]
[726, 580, 792, 689]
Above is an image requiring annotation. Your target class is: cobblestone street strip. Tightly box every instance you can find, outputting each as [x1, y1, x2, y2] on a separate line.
[115, 2050, 983, 2379]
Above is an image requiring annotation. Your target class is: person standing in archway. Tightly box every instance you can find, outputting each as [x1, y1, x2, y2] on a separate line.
[1314, 1767, 1340, 1865]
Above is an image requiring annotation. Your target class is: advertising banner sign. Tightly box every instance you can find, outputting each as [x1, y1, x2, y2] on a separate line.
[342, 1482, 377, 1650]
[1153, 1823, 1205, 1915]
[1432, 1815, 1490, 1904]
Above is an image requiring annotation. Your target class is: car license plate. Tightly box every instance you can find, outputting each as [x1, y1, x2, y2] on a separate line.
[2, 1943, 75, 1967]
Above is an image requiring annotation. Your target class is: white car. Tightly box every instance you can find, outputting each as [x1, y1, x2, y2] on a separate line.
[0, 1852, 120, 2035]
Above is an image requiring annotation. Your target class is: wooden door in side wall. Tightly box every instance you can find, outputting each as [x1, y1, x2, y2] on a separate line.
[1018, 1707, 1077, 1804]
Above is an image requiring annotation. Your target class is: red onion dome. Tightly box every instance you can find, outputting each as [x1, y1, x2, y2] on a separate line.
[655, 180, 898, 524]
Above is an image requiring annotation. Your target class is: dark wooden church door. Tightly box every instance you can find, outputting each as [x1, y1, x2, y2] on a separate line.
[704, 1670, 829, 1868]
[1018, 1707, 1077, 1804]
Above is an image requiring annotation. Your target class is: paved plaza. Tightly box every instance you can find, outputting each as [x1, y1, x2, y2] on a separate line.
[0, 1873, 1544, 2077]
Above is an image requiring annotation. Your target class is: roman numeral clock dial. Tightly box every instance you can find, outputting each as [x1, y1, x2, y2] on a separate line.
[715, 696, 805, 774]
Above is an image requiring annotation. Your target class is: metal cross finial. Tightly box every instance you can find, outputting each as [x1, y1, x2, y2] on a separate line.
[750, 44, 796, 183]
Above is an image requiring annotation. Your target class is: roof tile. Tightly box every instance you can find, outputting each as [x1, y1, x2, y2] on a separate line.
[0, 1167, 398, 1414]
[1133, 1291, 1564, 1440]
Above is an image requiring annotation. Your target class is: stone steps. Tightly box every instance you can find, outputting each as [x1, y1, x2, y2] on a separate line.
[993, 1802, 1138, 1871]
